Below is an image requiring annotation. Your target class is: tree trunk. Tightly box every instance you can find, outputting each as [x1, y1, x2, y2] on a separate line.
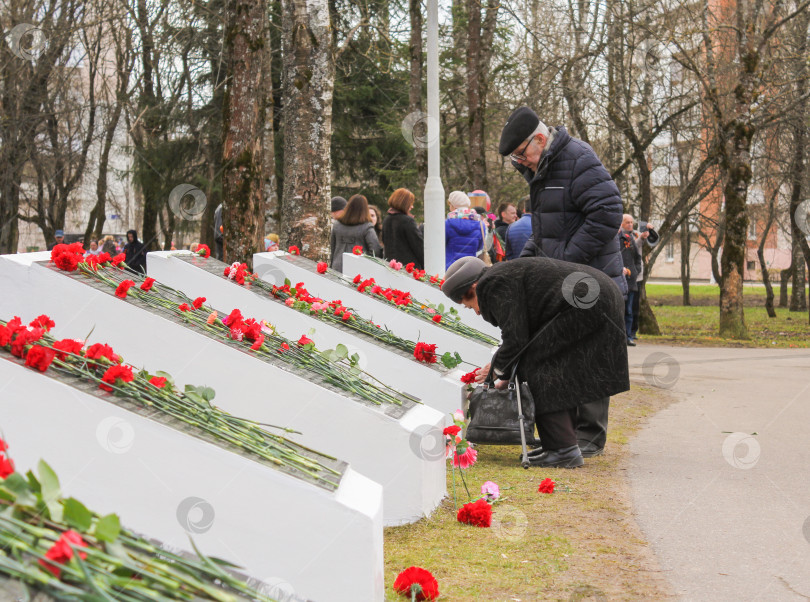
[262, 17, 278, 237]
[757, 203, 777, 318]
[221, 0, 267, 266]
[779, 261, 791, 308]
[280, 0, 335, 260]
[790, 254, 807, 311]
[409, 0, 426, 191]
[465, 0, 486, 190]
[680, 220, 691, 306]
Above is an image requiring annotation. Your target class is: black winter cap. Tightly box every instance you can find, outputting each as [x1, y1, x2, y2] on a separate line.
[498, 107, 540, 156]
[331, 196, 347, 212]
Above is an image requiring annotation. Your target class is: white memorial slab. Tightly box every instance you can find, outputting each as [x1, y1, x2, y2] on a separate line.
[0, 357, 383, 602]
[341, 253, 502, 339]
[147, 251, 465, 417]
[254, 251, 497, 366]
[0, 252, 446, 527]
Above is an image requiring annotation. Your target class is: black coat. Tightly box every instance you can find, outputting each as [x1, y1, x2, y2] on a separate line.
[382, 211, 424, 269]
[516, 127, 628, 297]
[619, 230, 642, 291]
[123, 229, 147, 274]
[476, 258, 630, 413]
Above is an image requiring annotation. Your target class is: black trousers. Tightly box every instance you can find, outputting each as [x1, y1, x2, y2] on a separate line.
[536, 408, 578, 451]
[575, 397, 610, 449]
[631, 285, 641, 338]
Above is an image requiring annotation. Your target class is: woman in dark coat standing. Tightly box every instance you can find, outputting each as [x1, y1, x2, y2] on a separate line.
[123, 229, 147, 274]
[382, 188, 424, 269]
[330, 194, 382, 272]
[442, 255, 629, 468]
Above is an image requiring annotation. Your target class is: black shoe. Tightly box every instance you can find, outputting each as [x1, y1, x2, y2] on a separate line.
[527, 445, 584, 468]
[627, 338, 636, 346]
[518, 446, 544, 462]
[578, 443, 604, 458]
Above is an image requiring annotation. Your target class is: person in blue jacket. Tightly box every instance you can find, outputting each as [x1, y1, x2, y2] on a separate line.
[505, 196, 533, 260]
[445, 191, 485, 269]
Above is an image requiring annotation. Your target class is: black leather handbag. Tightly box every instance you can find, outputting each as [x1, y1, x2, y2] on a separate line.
[466, 362, 538, 447]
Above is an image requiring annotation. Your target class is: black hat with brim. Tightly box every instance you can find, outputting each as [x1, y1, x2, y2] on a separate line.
[498, 107, 540, 156]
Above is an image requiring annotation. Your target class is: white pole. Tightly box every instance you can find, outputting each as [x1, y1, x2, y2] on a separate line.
[423, 0, 446, 276]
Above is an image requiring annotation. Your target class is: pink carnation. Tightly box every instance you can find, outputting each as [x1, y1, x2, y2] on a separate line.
[451, 445, 477, 469]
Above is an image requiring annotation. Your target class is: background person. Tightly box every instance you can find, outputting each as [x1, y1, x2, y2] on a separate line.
[442, 255, 629, 468]
[505, 197, 532, 260]
[382, 188, 424, 269]
[445, 190, 485, 269]
[330, 194, 382, 272]
[123, 229, 147, 274]
[368, 205, 384, 252]
[498, 106, 627, 458]
[631, 221, 659, 342]
[490, 202, 517, 263]
[47, 230, 65, 251]
[619, 214, 642, 346]
[331, 196, 347, 221]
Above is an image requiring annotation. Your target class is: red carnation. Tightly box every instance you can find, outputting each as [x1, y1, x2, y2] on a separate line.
[115, 280, 135, 299]
[38, 530, 88, 578]
[52, 339, 83, 361]
[85, 343, 120, 366]
[250, 334, 265, 350]
[196, 243, 211, 258]
[457, 498, 492, 528]
[29, 315, 55, 331]
[0, 438, 7, 452]
[223, 308, 244, 328]
[111, 253, 126, 268]
[341, 312, 352, 321]
[298, 335, 314, 346]
[100, 364, 134, 392]
[192, 297, 206, 310]
[353, 274, 362, 284]
[0, 325, 12, 347]
[288, 245, 300, 255]
[140, 277, 156, 291]
[538, 478, 556, 494]
[53, 251, 80, 272]
[352, 245, 363, 255]
[0, 455, 14, 479]
[413, 342, 438, 364]
[149, 376, 168, 389]
[24, 345, 56, 372]
[392, 566, 440, 601]
[460, 370, 478, 384]
[178, 303, 191, 312]
[278, 342, 290, 353]
[432, 314, 442, 323]
[443, 425, 461, 437]
[405, 262, 415, 273]
[430, 275, 439, 283]
[10, 328, 44, 358]
[316, 262, 328, 274]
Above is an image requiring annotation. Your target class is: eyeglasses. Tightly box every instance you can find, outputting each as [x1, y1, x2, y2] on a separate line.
[510, 138, 533, 162]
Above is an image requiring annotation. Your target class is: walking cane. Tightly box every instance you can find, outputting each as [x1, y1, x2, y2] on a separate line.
[511, 362, 531, 470]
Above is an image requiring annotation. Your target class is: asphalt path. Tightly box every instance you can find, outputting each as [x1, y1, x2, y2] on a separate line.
[627, 344, 810, 601]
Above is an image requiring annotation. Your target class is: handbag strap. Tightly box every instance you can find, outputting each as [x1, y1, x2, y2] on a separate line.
[482, 309, 568, 387]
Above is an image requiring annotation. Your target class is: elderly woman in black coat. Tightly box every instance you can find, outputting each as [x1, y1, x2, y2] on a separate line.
[442, 256, 629, 468]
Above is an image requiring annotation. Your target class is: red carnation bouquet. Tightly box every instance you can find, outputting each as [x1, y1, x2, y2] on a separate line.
[393, 566, 440, 601]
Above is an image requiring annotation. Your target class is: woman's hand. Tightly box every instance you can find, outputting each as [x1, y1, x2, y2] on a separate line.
[494, 380, 509, 390]
[474, 364, 490, 383]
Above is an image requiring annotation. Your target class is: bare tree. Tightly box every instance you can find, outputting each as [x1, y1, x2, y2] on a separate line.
[280, 0, 335, 260]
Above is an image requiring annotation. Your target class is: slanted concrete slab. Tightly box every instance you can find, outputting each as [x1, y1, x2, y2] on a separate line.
[254, 251, 497, 366]
[341, 253, 501, 340]
[147, 251, 466, 417]
[0, 252, 446, 527]
[0, 357, 383, 602]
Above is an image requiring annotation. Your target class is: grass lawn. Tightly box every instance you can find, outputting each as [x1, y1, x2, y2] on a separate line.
[383, 385, 675, 601]
[643, 284, 810, 348]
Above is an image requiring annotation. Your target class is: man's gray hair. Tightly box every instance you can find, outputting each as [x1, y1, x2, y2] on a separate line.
[527, 120, 554, 150]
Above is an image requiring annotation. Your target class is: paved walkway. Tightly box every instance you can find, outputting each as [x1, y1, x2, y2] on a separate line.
[626, 344, 810, 601]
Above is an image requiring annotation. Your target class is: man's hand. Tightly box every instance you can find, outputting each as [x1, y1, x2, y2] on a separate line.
[623, 267, 631, 276]
[640, 231, 650, 239]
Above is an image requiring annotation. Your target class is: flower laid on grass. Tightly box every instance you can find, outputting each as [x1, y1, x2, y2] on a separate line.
[457, 497, 492, 528]
[0, 458, 283, 599]
[538, 477, 556, 494]
[392, 566, 440, 601]
[481, 480, 500, 501]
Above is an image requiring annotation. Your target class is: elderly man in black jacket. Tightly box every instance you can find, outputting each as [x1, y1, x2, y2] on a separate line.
[442, 256, 630, 467]
[498, 106, 627, 458]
